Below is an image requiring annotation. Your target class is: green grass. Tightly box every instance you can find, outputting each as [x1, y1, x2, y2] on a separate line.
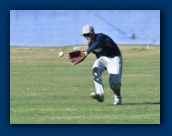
[10, 45, 160, 124]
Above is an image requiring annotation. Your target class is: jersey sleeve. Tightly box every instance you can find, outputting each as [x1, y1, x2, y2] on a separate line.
[86, 34, 103, 54]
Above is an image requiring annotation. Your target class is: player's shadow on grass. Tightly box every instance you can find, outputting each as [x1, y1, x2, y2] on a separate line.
[122, 102, 160, 105]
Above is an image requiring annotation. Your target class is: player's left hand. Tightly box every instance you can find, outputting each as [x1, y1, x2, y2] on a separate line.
[68, 50, 86, 65]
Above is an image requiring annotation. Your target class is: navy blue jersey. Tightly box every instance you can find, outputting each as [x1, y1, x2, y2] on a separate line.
[86, 33, 121, 58]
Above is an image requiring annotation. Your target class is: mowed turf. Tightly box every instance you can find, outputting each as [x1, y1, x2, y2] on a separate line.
[10, 45, 160, 124]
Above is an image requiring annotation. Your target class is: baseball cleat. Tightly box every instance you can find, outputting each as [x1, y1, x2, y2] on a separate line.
[90, 92, 103, 102]
[114, 96, 122, 105]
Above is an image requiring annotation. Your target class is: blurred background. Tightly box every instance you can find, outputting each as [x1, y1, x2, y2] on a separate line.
[10, 10, 160, 47]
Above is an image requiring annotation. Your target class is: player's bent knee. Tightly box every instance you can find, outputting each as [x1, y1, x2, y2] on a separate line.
[92, 67, 98, 75]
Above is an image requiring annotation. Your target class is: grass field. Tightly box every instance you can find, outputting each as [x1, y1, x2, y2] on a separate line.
[10, 45, 160, 124]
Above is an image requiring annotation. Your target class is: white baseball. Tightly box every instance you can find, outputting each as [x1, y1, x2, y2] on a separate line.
[59, 52, 64, 57]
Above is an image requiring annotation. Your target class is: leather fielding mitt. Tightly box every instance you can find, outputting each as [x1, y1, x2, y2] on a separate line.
[68, 50, 86, 65]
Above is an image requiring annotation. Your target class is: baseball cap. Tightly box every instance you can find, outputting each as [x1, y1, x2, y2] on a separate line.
[82, 25, 94, 35]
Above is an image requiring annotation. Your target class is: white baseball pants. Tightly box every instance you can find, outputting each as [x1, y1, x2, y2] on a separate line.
[92, 54, 123, 101]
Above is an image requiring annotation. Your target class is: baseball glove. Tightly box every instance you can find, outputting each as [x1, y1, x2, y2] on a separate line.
[68, 50, 86, 65]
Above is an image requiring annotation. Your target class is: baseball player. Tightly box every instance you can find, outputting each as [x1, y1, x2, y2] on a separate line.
[68, 25, 123, 105]
[82, 25, 123, 105]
